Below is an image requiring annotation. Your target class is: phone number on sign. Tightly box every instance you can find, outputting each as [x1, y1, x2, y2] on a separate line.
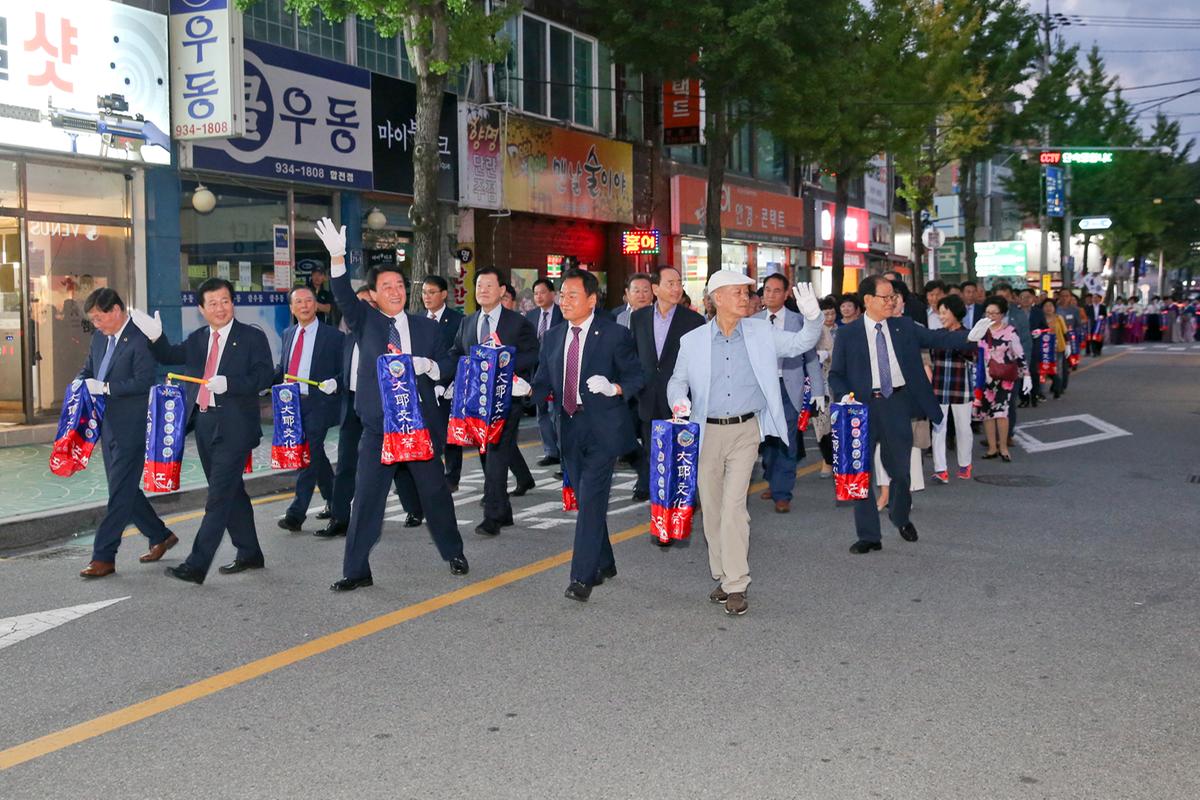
[175, 121, 230, 137]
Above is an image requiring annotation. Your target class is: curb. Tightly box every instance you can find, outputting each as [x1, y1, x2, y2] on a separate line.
[0, 471, 299, 555]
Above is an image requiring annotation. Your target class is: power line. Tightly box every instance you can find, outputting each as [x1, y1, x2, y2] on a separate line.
[1102, 48, 1200, 54]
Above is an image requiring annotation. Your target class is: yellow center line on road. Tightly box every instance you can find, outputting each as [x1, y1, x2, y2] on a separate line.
[1070, 350, 1127, 374]
[0, 459, 822, 770]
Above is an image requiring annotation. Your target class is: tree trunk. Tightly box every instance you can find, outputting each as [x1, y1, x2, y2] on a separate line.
[962, 156, 978, 281]
[911, 206, 924, 286]
[404, 8, 450, 309]
[1081, 233, 1090, 278]
[704, 101, 728, 277]
[832, 170, 849, 293]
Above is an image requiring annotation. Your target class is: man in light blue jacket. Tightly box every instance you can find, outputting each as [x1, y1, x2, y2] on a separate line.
[667, 270, 823, 616]
[755, 273, 826, 513]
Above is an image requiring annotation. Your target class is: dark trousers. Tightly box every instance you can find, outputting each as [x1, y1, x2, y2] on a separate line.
[91, 433, 171, 562]
[635, 418, 652, 495]
[1059, 353, 1070, 391]
[286, 399, 334, 520]
[342, 431, 464, 580]
[853, 392, 913, 543]
[560, 410, 617, 586]
[444, 445, 463, 485]
[762, 379, 803, 501]
[185, 411, 263, 574]
[536, 397, 560, 458]
[331, 391, 407, 524]
[481, 407, 523, 524]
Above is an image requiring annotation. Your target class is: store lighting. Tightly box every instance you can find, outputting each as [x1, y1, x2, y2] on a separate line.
[366, 207, 387, 230]
[191, 184, 216, 214]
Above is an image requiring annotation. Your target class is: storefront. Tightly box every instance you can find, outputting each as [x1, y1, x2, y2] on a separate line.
[0, 0, 170, 422]
[461, 106, 634, 308]
[669, 174, 806, 302]
[177, 40, 458, 358]
[812, 201, 870, 295]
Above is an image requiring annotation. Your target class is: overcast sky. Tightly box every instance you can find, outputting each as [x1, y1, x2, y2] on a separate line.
[1023, 1, 1200, 156]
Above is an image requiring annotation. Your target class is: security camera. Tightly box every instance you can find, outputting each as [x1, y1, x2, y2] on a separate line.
[1019, 150, 1030, 162]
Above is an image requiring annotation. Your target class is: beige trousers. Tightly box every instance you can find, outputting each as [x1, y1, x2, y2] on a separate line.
[697, 418, 760, 594]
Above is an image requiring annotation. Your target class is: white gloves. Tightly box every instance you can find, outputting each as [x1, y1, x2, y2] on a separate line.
[70, 378, 83, 391]
[839, 393, 855, 404]
[791, 282, 821, 320]
[817, 350, 831, 365]
[441, 383, 454, 401]
[318, 378, 337, 395]
[1022, 375, 1033, 394]
[84, 378, 108, 396]
[814, 395, 827, 413]
[671, 399, 692, 419]
[314, 217, 346, 257]
[129, 308, 162, 342]
[585, 375, 619, 397]
[206, 375, 228, 395]
[411, 356, 439, 380]
[512, 376, 531, 397]
[967, 317, 991, 342]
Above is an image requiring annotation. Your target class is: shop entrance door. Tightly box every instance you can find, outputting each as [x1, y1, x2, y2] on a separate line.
[0, 218, 22, 418]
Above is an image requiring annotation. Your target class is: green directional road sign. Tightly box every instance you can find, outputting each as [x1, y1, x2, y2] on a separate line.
[937, 240, 965, 275]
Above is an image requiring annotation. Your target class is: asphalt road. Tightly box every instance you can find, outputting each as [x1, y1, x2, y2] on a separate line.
[1, 345, 1198, 799]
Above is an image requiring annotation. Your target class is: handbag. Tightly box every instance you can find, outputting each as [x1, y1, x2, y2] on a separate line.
[987, 358, 1018, 382]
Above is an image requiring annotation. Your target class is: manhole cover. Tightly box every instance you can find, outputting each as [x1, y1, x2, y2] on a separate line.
[973, 474, 1060, 488]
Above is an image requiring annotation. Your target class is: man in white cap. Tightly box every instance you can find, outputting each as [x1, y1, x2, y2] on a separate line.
[667, 270, 824, 616]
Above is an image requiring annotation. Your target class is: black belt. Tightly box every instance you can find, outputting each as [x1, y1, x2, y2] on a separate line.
[870, 386, 905, 399]
[705, 412, 755, 425]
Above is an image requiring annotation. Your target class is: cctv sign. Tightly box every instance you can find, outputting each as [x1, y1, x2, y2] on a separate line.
[1039, 150, 1114, 165]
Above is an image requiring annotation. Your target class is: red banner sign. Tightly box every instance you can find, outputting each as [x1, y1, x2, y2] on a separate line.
[670, 175, 805, 246]
[663, 78, 704, 145]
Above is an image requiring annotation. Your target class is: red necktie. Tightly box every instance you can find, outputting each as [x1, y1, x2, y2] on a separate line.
[287, 327, 305, 378]
[198, 330, 220, 410]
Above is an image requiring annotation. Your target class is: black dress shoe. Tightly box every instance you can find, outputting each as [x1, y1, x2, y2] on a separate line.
[330, 576, 373, 591]
[592, 564, 617, 585]
[564, 581, 592, 601]
[449, 556, 469, 575]
[898, 523, 919, 542]
[315, 520, 347, 538]
[447, 482, 459, 493]
[553, 470, 563, 480]
[404, 513, 423, 528]
[315, 504, 333, 520]
[165, 564, 205, 584]
[510, 480, 536, 497]
[277, 516, 303, 532]
[849, 540, 882, 554]
[218, 558, 265, 575]
[475, 519, 502, 537]
[654, 538, 674, 548]
[631, 489, 650, 502]
[537, 455, 560, 467]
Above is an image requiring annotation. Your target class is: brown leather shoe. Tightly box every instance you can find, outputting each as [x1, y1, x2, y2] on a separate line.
[139, 533, 179, 563]
[774, 500, 791, 513]
[724, 592, 748, 615]
[759, 490, 772, 500]
[80, 561, 115, 578]
[709, 586, 728, 604]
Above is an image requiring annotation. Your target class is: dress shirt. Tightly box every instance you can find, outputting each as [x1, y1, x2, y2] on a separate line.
[926, 307, 943, 330]
[427, 305, 446, 323]
[964, 304, 977, 328]
[476, 304, 502, 344]
[536, 306, 553, 339]
[862, 311, 905, 392]
[652, 302, 677, 358]
[766, 306, 788, 376]
[287, 319, 319, 394]
[202, 318, 235, 408]
[350, 343, 360, 393]
[561, 313, 595, 406]
[708, 321, 767, 418]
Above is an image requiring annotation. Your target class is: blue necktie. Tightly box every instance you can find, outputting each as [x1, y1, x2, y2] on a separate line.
[875, 322, 893, 398]
[96, 336, 116, 381]
[388, 317, 403, 353]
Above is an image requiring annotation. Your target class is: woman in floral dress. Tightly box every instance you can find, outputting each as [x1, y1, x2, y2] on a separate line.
[979, 295, 1030, 462]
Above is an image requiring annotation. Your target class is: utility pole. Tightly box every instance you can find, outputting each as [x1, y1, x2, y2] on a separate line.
[1038, 0, 1051, 287]
[1062, 162, 1073, 290]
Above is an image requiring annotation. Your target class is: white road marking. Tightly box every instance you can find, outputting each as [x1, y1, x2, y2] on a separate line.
[1013, 414, 1133, 453]
[0, 597, 129, 652]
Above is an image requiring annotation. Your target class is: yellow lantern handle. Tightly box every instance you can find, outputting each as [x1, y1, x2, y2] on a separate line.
[284, 373, 322, 388]
[166, 373, 207, 386]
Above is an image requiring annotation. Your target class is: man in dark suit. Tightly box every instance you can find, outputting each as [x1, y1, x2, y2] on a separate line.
[449, 266, 539, 537]
[275, 286, 344, 531]
[532, 268, 645, 601]
[130, 278, 274, 584]
[629, 265, 704, 507]
[421, 275, 465, 491]
[525, 278, 564, 466]
[828, 275, 990, 555]
[1087, 294, 1108, 355]
[316, 217, 468, 590]
[960, 280, 986, 328]
[75, 288, 177, 578]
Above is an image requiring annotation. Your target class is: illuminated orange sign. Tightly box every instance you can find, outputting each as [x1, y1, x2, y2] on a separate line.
[621, 229, 660, 255]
